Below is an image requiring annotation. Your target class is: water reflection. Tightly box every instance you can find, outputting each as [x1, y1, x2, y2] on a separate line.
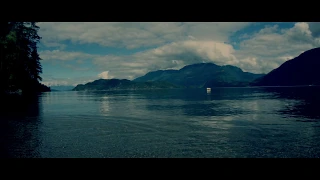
[214, 87, 320, 158]
[100, 96, 110, 113]
[8, 87, 317, 158]
[133, 87, 320, 120]
[260, 86, 320, 120]
[106, 87, 320, 157]
[75, 87, 320, 126]
[0, 94, 43, 158]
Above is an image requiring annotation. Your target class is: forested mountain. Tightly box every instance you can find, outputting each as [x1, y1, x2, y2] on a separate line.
[251, 47, 320, 86]
[134, 63, 264, 88]
[73, 79, 181, 91]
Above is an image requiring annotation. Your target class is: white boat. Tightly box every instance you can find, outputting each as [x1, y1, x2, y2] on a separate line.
[206, 88, 211, 93]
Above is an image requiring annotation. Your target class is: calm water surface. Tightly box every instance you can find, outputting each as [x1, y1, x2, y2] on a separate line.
[1, 87, 320, 158]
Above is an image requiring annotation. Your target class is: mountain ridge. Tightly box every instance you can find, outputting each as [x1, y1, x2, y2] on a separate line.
[251, 47, 320, 86]
[134, 62, 265, 88]
[73, 46, 320, 91]
[72, 79, 181, 91]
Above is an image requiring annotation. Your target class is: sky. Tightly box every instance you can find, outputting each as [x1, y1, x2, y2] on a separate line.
[37, 22, 320, 87]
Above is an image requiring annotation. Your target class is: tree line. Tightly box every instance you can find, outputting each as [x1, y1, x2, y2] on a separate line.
[0, 22, 50, 95]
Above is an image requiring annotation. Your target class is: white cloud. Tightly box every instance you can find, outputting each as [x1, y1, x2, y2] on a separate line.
[40, 41, 66, 50]
[38, 22, 251, 49]
[42, 75, 96, 87]
[234, 22, 320, 73]
[90, 40, 240, 79]
[98, 71, 114, 79]
[39, 22, 320, 86]
[183, 22, 252, 42]
[308, 22, 320, 37]
[40, 50, 97, 61]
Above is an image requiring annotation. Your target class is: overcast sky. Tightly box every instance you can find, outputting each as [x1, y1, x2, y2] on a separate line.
[37, 22, 320, 86]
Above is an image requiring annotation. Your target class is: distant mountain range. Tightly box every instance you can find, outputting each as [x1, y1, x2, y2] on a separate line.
[72, 79, 180, 91]
[73, 63, 264, 91]
[50, 86, 74, 91]
[73, 47, 320, 91]
[134, 63, 265, 88]
[252, 47, 320, 86]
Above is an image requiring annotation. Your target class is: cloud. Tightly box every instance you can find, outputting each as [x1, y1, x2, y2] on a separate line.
[135, 40, 239, 68]
[38, 22, 251, 49]
[98, 71, 114, 79]
[39, 22, 320, 86]
[234, 22, 320, 73]
[184, 22, 252, 42]
[40, 50, 97, 61]
[62, 64, 90, 71]
[40, 41, 66, 50]
[42, 75, 96, 87]
[307, 22, 320, 37]
[90, 40, 239, 79]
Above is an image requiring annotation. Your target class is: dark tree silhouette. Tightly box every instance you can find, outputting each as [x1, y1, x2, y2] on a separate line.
[0, 22, 50, 95]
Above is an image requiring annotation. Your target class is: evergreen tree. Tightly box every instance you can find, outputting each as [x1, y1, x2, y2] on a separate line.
[0, 22, 50, 94]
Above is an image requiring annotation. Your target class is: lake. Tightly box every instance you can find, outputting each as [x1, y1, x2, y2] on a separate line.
[1, 86, 320, 158]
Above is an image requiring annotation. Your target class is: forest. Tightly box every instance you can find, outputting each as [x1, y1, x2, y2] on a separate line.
[0, 22, 50, 96]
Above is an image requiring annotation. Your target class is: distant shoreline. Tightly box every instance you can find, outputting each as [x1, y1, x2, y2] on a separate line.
[71, 85, 320, 92]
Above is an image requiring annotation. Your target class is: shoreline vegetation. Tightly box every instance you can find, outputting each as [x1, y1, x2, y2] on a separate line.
[0, 22, 50, 98]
